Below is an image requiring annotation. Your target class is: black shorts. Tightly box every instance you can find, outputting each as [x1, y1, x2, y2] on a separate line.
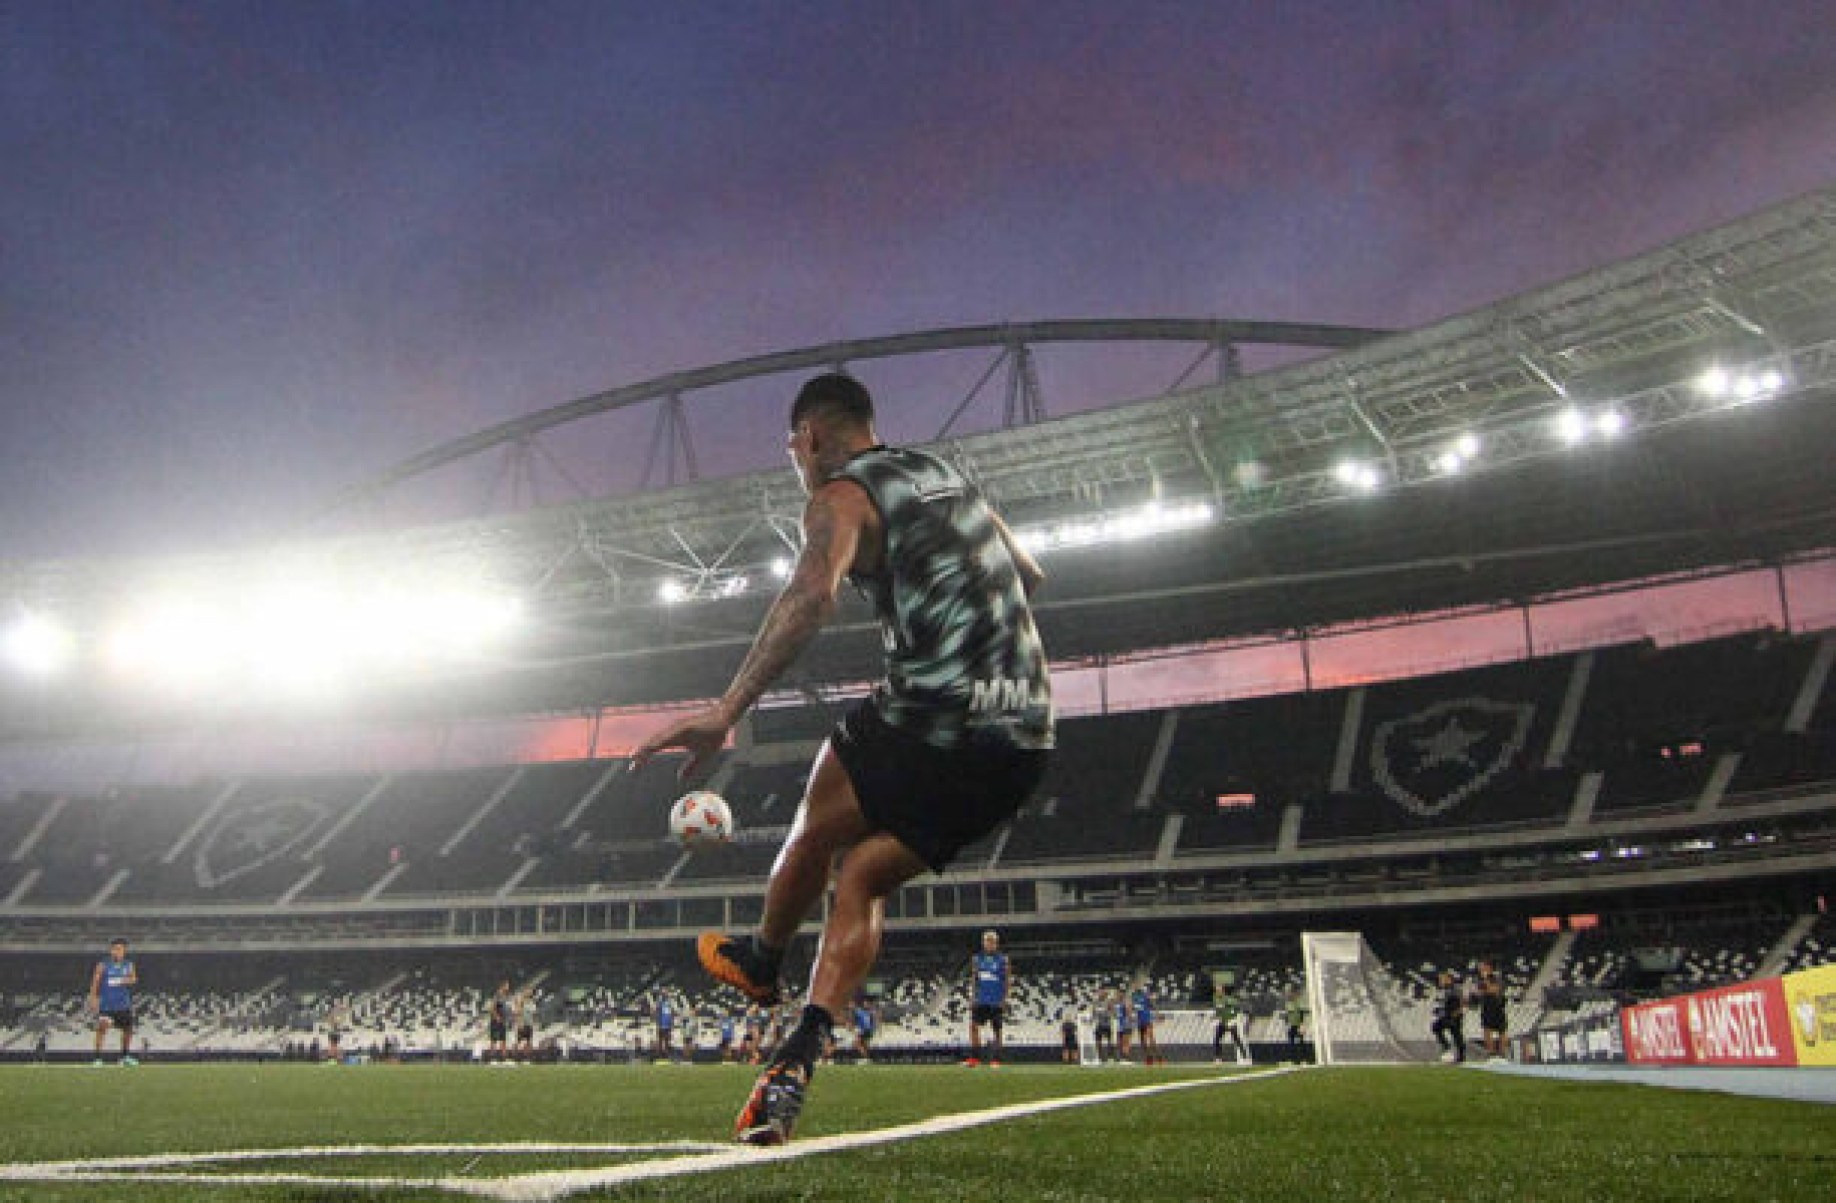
[517, 1024, 533, 1041]
[100, 1008, 134, 1031]
[489, 1021, 508, 1042]
[972, 1004, 1005, 1030]
[832, 702, 1050, 872]
[1062, 1027, 1078, 1050]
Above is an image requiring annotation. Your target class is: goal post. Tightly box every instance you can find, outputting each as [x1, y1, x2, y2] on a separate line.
[1301, 931, 1439, 1065]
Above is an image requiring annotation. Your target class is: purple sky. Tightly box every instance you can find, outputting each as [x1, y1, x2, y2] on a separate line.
[2, 1, 1832, 561]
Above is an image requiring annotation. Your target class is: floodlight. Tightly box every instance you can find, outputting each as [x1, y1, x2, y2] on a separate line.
[1455, 433, 1479, 458]
[1595, 410, 1625, 437]
[1436, 452, 1465, 475]
[1696, 366, 1730, 398]
[108, 601, 232, 686]
[769, 557, 793, 580]
[3, 614, 74, 677]
[658, 580, 687, 604]
[1556, 408, 1587, 444]
[1758, 369, 1783, 393]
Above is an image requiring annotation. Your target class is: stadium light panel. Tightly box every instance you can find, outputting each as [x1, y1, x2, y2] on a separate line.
[1435, 451, 1465, 475]
[3, 614, 74, 677]
[657, 580, 687, 604]
[1013, 499, 1215, 555]
[107, 601, 234, 690]
[1595, 410, 1626, 437]
[1556, 407, 1588, 444]
[770, 557, 793, 580]
[1696, 366, 1730, 398]
[1455, 433, 1480, 459]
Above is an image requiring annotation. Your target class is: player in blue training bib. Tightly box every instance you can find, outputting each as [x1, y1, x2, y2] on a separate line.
[87, 938, 139, 1066]
[965, 930, 1010, 1067]
[1132, 984, 1161, 1066]
[850, 997, 878, 1063]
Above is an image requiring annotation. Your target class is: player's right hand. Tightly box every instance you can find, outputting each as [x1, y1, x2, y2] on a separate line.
[628, 705, 735, 782]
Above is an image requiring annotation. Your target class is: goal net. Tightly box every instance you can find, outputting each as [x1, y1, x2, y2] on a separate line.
[1301, 931, 1440, 1065]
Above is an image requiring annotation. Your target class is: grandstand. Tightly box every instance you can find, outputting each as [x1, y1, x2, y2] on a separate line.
[2, 189, 1835, 1068]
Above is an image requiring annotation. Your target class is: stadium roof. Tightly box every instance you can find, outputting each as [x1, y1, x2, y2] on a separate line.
[3, 186, 1834, 731]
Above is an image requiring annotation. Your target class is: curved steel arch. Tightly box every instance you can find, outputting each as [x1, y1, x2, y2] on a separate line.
[336, 317, 1389, 507]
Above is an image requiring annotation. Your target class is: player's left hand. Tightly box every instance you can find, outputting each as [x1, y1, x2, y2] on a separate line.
[629, 706, 734, 781]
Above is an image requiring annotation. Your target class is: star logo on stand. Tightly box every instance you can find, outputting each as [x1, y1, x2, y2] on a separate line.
[1369, 697, 1534, 817]
[194, 797, 327, 889]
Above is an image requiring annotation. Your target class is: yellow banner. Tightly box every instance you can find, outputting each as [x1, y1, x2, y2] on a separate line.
[1782, 963, 1836, 1067]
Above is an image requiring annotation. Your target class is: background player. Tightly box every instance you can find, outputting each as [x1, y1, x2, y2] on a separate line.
[1092, 992, 1116, 1063]
[1213, 980, 1249, 1064]
[1132, 981, 1161, 1066]
[1476, 963, 1509, 1061]
[1431, 970, 1466, 1063]
[850, 996, 877, 1063]
[965, 930, 1009, 1067]
[513, 988, 536, 1061]
[653, 991, 677, 1063]
[1284, 989, 1309, 1063]
[632, 373, 1052, 1144]
[87, 937, 138, 1067]
[486, 981, 511, 1063]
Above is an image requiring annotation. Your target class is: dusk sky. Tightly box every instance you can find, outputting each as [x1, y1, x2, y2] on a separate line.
[3, 1, 1833, 562]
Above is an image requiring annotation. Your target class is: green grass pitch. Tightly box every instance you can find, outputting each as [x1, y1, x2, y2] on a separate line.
[1, 1062, 1831, 1200]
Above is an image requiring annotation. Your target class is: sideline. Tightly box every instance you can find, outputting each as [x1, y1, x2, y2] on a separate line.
[1476, 1061, 1836, 1105]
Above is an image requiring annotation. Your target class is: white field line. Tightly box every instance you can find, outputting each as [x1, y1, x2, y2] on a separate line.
[0, 1142, 731, 1175]
[460, 1067, 1306, 1201]
[0, 1068, 1304, 1199]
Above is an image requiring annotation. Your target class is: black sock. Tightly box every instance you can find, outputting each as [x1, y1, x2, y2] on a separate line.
[773, 1004, 833, 1071]
[747, 935, 784, 979]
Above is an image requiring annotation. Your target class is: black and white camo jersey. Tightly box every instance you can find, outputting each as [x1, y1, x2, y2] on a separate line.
[833, 446, 1054, 752]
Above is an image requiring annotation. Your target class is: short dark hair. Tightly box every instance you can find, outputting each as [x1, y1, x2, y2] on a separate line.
[110, 938, 127, 948]
[789, 372, 873, 431]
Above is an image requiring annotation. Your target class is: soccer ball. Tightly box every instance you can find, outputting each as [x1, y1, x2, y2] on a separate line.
[669, 791, 734, 846]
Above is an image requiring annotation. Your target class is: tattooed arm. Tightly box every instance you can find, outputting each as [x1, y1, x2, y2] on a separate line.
[631, 480, 874, 779]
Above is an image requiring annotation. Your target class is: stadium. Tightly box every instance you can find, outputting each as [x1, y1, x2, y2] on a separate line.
[3, 180, 1836, 1197]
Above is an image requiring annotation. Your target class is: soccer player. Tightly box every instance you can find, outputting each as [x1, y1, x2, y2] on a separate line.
[965, 930, 1009, 1067]
[654, 992, 676, 1063]
[1060, 1008, 1080, 1064]
[87, 938, 138, 1066]
[740, 1004, 763, 1065]
[487, 981, 511, 1063]
[1092, 993, 1116, 1063]
[1284, 989, 1309, 1062]
[632, 373, 1053, 1145]
[1212, 982, 1249, 1064]
[513, 989, 536, 1061]
[850, 997, 877, 1063]
[1431, 970, 1466, 1063]
[1131, 983, 1160, 1066]
[718, 1012, 738, 1062]
[1114, 991, 1136, 1063]
[1477, 965, 1509, 1061]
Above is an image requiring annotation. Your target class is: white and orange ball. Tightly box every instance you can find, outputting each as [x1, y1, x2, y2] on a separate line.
[669, 791, 734, 846]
